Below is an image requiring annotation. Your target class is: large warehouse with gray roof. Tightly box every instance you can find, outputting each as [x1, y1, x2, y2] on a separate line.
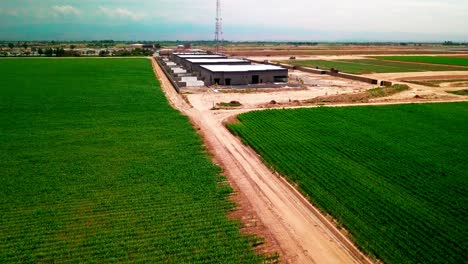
[162, 53, 288, 87]
[198, 64, 288, 86]
[183, 58, 251, 73]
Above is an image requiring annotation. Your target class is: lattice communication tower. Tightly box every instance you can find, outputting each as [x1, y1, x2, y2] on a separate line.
[214, 0, 223, 53]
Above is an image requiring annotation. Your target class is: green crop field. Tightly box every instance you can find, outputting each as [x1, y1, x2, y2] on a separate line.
[228, 103, 468, 264]
[285, 59, 468, 74]
[0, 59, 263, 263]
[448, 89, 468, 96]
[377, 56, 468, 67]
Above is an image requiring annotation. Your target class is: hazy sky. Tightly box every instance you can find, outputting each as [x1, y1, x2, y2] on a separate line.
[1, 0, 467, 41]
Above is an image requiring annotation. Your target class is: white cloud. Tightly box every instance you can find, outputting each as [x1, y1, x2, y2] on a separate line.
[52, 5, 81, 16]
[98, 7, 146, 21]
[1, 0, 467, 40]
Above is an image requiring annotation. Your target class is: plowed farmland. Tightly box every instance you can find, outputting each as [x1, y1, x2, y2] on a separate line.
[0, 59, 263, 263]
[228, 103, 468, 264]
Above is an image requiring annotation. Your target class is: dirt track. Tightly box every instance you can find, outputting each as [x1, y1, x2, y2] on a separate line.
[151, 56, 468, 263]
[151, 58, 376, 264]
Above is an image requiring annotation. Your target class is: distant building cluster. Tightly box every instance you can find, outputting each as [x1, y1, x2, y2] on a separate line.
[157, 50, 288, 87]
[0, 42, 159, 57]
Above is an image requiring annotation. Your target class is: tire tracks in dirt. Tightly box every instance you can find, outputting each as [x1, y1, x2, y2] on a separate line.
[151, 58, 375, 264]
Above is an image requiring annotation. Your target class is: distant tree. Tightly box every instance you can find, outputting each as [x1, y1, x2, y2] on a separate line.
[70, 44, 76, 50]
[8, 43, 14, 49]
[38, 48, 44, 55]
[155, 43, 161, 49]
[64, 50, 81, 57]
[55, 48, 65, 57]
[1, 51, 8, 57]
[99, 50, 109, 57]
[443, 41, 455, 46]
[44, 48, 54, 57]
[22, 42, 28, 49]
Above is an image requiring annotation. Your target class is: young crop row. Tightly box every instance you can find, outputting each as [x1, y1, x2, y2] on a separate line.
[285, 59, 467, 74]
[377, 56, 468, 67]
[228, 103, 468, 264]
[0, 59, 263, 263]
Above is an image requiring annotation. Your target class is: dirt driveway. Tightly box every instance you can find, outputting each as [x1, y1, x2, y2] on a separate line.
[151, 58, 373, 264]
[362, 71, 468, 100]
[151, 58, 467, 263]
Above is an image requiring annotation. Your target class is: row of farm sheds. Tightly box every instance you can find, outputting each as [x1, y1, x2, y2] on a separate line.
[157, 52, 289, 87]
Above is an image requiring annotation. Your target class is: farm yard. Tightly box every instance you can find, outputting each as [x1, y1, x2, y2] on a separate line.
[0, 59, 263, 263]
[227, 103, 468, 264]
[283, 58, 468, 75]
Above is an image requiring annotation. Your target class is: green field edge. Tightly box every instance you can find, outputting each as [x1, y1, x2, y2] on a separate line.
[283, 57, 468, 74]
[225, 103, 467, 264]
[373, 56, 468, 67]
[0, 58, 268, 263]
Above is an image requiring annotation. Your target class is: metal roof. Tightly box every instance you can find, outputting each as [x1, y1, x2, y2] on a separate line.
[187, 59, 249, 64]
[173, 53, 207, 55]
[200, 64, 287, 73]
[177, 55, 226, 58]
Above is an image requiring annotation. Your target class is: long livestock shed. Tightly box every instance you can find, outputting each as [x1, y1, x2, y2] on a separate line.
[171, 54, 227, 64]
[198, 64, 288, 86]
[184, 59, 251, 73]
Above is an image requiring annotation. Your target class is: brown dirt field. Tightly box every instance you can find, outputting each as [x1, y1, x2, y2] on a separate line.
[362, 71, 468, 81]
[201, 43, 467, 58]
[151, 58, 373, 264]
[226, 50, 456, 56]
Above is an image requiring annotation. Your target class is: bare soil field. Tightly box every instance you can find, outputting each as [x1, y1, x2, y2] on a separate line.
[218, 44, 464, 57]
[398, 74, 468, 81]
[246, 55, 369, 61]
[397, 75, 468, 89]
[364, 71, 468, 81]
[359, 71, 468, 100]
[185, 71, 373, 110]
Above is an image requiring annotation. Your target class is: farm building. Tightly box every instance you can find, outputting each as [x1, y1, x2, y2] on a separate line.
[171, 54, 227, 64]
[198, 64, 288, 86]
[183, 59, 251, 73]
[130, 43, 155, 50]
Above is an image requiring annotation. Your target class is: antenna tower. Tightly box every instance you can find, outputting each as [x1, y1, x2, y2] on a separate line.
[215, 0, 223, 53]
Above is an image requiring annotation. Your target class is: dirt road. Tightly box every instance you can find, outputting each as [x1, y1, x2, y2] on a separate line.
[151, 58, 373, 264]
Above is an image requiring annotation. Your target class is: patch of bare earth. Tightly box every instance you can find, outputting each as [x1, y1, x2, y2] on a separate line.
[398, 75, 468, 81]
[227, 50, 457, 57]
